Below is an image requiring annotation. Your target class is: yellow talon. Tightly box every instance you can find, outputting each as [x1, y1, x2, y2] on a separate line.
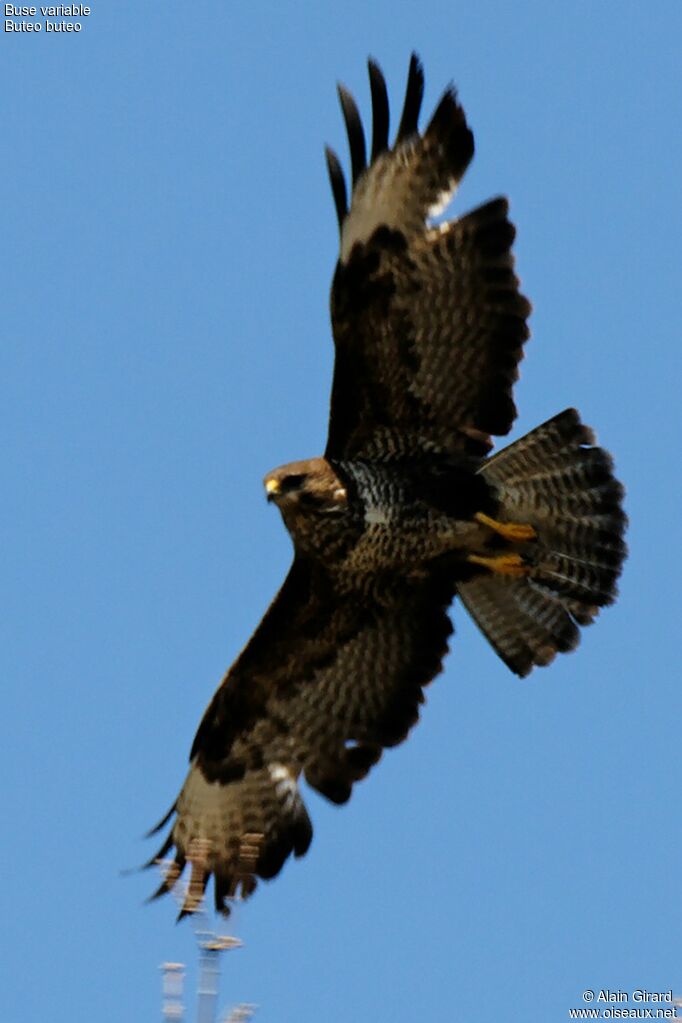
[475, 511, 537, 542]
[467, 552, 531, 578]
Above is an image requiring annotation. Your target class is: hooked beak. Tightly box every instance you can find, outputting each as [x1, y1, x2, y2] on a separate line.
[265, 478, 280, 503]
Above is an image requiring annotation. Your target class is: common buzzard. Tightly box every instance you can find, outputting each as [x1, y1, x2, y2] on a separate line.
[149, 55, 626, 917]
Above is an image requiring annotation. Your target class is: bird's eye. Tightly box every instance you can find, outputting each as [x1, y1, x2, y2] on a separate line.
[280, 474, 306, 493]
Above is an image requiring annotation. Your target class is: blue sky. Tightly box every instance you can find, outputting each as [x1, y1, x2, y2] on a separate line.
[3, 2, 681, 1020]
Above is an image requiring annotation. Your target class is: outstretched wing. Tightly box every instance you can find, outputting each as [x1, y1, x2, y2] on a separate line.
[325, 55, 531, 461]
[150, 558, 455, 916]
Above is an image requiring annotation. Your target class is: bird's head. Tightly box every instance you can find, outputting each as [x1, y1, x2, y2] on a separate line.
[264, 457, 348, 514]
[263, 457, 350, 555]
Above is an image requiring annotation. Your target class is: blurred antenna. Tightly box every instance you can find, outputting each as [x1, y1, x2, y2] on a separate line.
[221, 1005, 256, 1023]
[160, 962, 185, 1022]
[195, 922, 243, 1023]
[157, 833, 264, 1023]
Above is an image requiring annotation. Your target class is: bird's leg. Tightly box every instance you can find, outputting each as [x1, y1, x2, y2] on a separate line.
[466, 552, 531, 578]
[474, 511, 537, 542]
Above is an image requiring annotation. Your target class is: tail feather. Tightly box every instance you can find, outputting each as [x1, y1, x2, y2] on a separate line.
[459, 408, 626, 676]
[458, 574, 581, 676]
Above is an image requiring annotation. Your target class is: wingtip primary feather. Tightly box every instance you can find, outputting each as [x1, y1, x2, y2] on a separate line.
[146, 877, 173, 905]
[337, 83, 367, 185]
[396, 52, 425, 142]
[325, 145, 347, 228]
[145, 854, 184, 906]
[367, 58, 389, 159]
[145, 801, 176, 838]
[142, 829, 175, 869]
[426, 85, 475, 184]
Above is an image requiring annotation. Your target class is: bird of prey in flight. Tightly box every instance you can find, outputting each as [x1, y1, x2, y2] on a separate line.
[148, 55, 626, 918]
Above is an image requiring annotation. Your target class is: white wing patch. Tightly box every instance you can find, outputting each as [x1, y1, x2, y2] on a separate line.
[268, 762, 299, 804]
[339, 147, 460, 263]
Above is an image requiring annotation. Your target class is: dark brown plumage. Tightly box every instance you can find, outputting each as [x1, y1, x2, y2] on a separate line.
[149, 55, 626, 918]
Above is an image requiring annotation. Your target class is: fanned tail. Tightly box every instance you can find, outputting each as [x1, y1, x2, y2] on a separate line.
[458, 409, 627, 676]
